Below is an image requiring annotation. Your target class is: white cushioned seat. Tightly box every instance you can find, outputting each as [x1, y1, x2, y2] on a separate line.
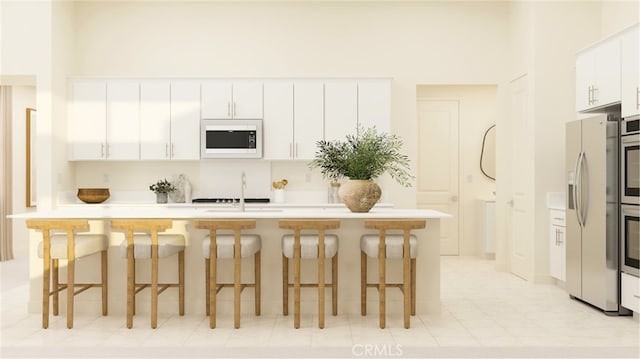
[38, 234, 108, 259]
[202, 234, 261, 259]
[119, 234, 185, 259]
[282, 234, 338, 259]
[360, 234, 418, 259]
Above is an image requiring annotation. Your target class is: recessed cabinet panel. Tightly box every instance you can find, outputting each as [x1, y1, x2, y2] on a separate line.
[106, 81, 140, 160]
[69, 81, 107, 160]
[140, 81, 171, 160]
[170, 81, 201, 160]
[232, 81, 263, 119]
[201, 81, 233, 119]
[293, 81, 324, 160]
[358, 79, 391, 133]
[324, 81, 357, 141]
[576, 36, 621, 112]
[549, 210, 566, 282]
[263, 81, 294, 160]
[201, 80, 262, 119]
[622, 25, 640, 118]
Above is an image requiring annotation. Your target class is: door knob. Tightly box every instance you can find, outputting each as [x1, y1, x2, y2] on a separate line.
[451, 195, 458, 202]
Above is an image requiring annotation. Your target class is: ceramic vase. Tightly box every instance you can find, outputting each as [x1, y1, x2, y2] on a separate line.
[338, 179, 381, 212]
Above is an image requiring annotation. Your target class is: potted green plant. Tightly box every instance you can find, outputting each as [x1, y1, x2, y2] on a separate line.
[309, 126, 413, 212]
[149, 178, 176, 204]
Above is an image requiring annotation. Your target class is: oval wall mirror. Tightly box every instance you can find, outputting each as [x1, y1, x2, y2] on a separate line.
[480, 124, 496, 181]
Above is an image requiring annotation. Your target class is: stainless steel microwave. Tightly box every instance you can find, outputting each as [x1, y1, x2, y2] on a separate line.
[200, 119, 263, 159]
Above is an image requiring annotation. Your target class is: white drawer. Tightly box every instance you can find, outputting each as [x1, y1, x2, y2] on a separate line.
[621, 272, 640, 313]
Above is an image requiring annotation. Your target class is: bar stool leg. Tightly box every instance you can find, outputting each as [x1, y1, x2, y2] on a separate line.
[179, 251, 185, 316]
[360, 251, 367, 316]
[131, 254, 136, 316]
[255, 251, 261, 316]
[209, 241, 217, 329]
[282, 254, 288, 316]
[66, 233, 75, 329]
[42, 233, 51, 329]
[378, 231, 386, 329]
[102, 250, 108, 316]
[332, 253, 338, 316]
[52, 259, 59, 316]
[411, 258, 417, 316]
[318, 231, 325, 329]
[234, 231, 241, 329]
[151, 241, 159, 329]
[293, 231, 301, 329]
[403, 231, 411, 329]
[126, 244, 134, 329]
[205, 258, 210, 316]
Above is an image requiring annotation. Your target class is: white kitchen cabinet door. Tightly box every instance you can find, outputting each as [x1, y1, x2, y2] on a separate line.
[106, 81, 140, 160]
[232, 80, 263, 119]
[293, 81, 324, 160]
[358, 79, 391, 133]
[263, 81, 294, 160]
[140, 81, 171, 160]
[170, 81, 201, 160]
[324, 80, 357, 142]
[68, 80, 107, 160]
[549, 210, 566, 282]
[575, 49, 595, 112]
[201, 80, 233, 119]
[622, 25, 639, 118]
[576, 36, 621, 112]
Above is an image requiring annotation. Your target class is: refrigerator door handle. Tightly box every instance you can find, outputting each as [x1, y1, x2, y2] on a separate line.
[580, 152, 588, 226]
[574, 152, 584, 228]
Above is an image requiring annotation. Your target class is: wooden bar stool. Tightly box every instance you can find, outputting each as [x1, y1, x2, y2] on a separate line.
[279, 219, 340, 329]
[26, 219, 108, 329]
[361, 219, 426, 329]
[111, 219, 185, 329]
[194, 219, 261, 329]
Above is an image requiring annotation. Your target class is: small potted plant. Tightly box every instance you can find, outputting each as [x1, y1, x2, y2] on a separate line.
[309, 126, 413, 212]
[149, 178, 176, 204]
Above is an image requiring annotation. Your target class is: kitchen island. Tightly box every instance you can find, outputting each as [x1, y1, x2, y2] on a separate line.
[11, 206, 449, 320]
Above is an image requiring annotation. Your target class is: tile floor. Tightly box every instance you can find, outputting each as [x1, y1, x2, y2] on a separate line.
[1, 256, 638, 358]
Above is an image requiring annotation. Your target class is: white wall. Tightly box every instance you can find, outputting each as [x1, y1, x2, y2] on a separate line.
[416, 85, 497, 256]
[601, 0, 640, 38]
[70, 0, 510, 208]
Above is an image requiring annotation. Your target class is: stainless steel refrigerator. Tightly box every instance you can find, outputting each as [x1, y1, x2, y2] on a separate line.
[566, 114, 625, 314]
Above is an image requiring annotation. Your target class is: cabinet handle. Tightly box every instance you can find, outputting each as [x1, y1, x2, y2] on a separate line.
[588, 86, 592, 105]
[636, 87, 639, 109]
[553, 217, 563, 221]
[592, 86, 598, 104]
[171, 144, 175, 157]
[227, 102, 231, 117]
[101, 144, 105, 158]
[165, 144, 169, 158]
[233, 102, 237, 117]
[633, 295, 640, 299]
[555, 229, 559, 246]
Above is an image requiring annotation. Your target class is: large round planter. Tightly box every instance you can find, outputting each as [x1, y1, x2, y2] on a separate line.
[338, 180, 381, 213]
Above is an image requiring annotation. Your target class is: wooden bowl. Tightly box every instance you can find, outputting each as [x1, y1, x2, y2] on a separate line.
[77, 188, 110, 204]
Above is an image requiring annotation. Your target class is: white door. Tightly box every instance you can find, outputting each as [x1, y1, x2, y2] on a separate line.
[140, 81, 171, 160]
[69, 80, 106, 160]
[324, 80, 357, 142]
[508, 75, 533, 280]
[232, 81, 263, 119]
[416, 100, 459, 255]
[293, 80, 324, 160]
[263, 80, 294, 160]
[170, 81, 201, 160]
[201, 80, 232, 119]
[106, 81, 139, 160]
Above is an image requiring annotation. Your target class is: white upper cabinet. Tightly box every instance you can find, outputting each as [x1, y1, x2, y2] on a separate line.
[263, 81, 294, 160]
[358, 79, 391, 133]
[324, 80, 357, 142]
[622, 25, 639, 118]
[68, 80, 107, 160]
[576, 36, 621, 112]
[294, 81, 324, 160]
[140, 81, 171, 160]
[106, 81, 140, 160]
[201, 80, 263, 119]
[170, 81, 201, 160]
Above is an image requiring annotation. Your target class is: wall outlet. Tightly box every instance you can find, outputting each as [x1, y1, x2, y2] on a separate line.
[103, 174, 110, 183]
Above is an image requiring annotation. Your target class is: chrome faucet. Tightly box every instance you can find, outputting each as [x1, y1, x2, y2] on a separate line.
[239, 171, 246, 212]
